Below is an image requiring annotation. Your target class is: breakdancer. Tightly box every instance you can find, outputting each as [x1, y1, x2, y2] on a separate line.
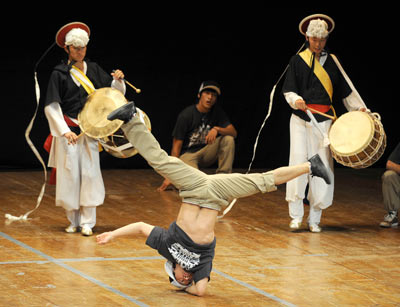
[96, 101, 331, 296]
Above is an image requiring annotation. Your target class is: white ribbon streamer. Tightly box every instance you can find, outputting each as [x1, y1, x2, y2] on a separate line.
[218, 44, 306, 219]
[306, 109, 330, 147]
[5, 72, 48, 221]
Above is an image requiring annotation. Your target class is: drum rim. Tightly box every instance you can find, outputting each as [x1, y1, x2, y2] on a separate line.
[97, 107, 151, 158]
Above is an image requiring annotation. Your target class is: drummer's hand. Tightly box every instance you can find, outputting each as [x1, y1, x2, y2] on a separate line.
[64, 131, 78, 145]
[111, 69, 125, 82]
[295, 99, 307, 111]
[359, 107, 367, 112]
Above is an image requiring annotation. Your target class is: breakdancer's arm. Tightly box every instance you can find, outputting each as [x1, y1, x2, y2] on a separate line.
[96, 222, 155, 244]
[184, 277, 208, 297]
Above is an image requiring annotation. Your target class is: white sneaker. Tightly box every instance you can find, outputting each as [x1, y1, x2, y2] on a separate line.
[65, 225, 78, 233]
[379, 211, 398, 228]
[309, 224, 322, 233]
[289, 219, 302, 230]
[81, 225, 93, 236]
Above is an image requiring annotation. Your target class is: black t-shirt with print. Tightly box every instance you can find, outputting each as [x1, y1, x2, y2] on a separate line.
[146, 222, 216, 283]
[172, 104, 231, 154]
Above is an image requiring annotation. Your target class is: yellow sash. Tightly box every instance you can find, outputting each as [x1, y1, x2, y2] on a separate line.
[69, 64, 103, 151]
[70, 65, 95, 94]
[299, 48, 333, 102]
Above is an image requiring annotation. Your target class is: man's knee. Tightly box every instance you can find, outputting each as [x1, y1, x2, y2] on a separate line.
[382, 170, 399, 185]
[220, 135, 235, 145]
[219, 135, 235, 152]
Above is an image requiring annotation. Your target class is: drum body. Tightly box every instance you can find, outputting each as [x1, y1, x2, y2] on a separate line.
[78, 88, 151, 159]
[329, 111, 386, 169]
[98, 107, 151, 158]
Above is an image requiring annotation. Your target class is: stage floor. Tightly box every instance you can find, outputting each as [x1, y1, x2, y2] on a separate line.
[1, 168, 399, 306]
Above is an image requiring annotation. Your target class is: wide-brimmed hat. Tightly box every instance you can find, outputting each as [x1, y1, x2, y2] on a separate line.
[55, 22, 90, 48]
[299, 14, 335, 37]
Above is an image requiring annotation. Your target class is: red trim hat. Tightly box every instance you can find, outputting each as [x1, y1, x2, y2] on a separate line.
[55, 22, 90, 48]
[299, 14, 335, 37]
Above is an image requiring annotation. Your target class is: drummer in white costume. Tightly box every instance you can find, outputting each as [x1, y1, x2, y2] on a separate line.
[282, 14, 368, 232]
[44, 22, 126, 236]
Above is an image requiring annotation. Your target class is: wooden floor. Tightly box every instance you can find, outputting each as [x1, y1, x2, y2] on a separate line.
[1, 167, 399, 306]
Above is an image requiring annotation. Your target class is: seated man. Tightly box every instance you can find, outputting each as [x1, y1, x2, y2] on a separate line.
[158, 81, 237, 191]
[380, 141, 400, 228]
[96, 101, 331, 296]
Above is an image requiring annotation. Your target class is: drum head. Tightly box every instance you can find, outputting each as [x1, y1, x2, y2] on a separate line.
[78, 87, 128, 138]
[329, 111, 374, 156]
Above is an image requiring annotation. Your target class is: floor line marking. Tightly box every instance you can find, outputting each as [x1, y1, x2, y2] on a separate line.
[1, 232, 297, 305]
[0, 231, 148, 307]
[213, 268, 297, 307]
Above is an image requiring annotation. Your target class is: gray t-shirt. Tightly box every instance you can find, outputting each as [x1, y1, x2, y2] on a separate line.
[146, 222, 216, 283]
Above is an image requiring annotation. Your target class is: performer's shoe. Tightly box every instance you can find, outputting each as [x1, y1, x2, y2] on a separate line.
[65, 225, 79, 233]
[309, 224, 322, 233]
[81, 225, 93, 236]
[289, 219, 302, 230]
[107, 101, 137, 123]
[308, 154, 331, 184]
[379, 211, 398, 228]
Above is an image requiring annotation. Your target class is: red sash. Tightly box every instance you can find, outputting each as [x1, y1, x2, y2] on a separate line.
[307, 104, 331, 114]
[44, 116, 79, 185]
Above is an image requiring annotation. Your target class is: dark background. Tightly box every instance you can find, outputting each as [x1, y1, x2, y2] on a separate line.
[1, 7, 397, 172]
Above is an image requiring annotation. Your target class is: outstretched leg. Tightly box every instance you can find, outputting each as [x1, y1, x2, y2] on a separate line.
[108, 105, 208, 191]
[273, 163, 311, 185]
[107, 102, 331, 205]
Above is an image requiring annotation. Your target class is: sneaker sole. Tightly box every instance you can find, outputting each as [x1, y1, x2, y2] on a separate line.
[379, 223, 398, 228]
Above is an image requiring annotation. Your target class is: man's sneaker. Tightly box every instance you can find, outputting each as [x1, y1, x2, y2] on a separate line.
[379, 211, 398, 228]
[81, 225, 93, 236]
[107, 101, 137, 123]
[65, 225, 79, 233]
[289, 219, 302, 230]
[308, 154, 331, 184]
[309, 224, 322, 233]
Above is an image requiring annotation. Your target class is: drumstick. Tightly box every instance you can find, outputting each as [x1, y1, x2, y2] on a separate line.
[307, 106, 336, 120]
[125, 80, 141, 94]
[112, 70, 141, 93]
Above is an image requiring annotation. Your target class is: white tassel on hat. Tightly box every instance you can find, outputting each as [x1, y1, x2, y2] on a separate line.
[65, 28, 89, 47]
[306, 19, 329, 38]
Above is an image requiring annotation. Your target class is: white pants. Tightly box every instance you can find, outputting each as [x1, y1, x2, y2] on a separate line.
[66, 207, 96, 228]
[285, 114, 334, 225]
[51, 134, 105, 228]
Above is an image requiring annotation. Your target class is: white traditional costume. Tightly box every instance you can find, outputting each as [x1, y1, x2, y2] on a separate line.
[44, 22, 125, 235]
[282, 15, 367, 232]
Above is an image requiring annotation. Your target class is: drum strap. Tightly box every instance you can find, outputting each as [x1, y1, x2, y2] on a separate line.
[330, 54, 367, 110]
[69, 65, 104, 152]
[299, 48, 333, 102]
[70, 65, 96, 94]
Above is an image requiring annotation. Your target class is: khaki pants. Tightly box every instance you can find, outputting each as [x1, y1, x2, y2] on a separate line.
[180, 135, 235, 174]
[382, 170, 400, 212]
[122, 116, 276, 211]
